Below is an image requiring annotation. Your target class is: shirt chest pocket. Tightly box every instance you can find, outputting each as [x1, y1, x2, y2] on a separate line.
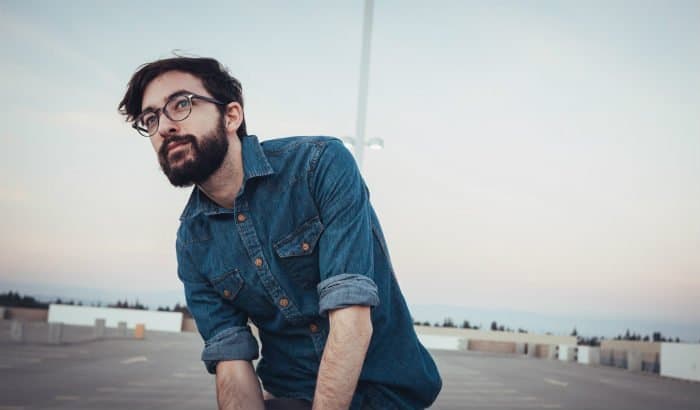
[210, 269, 245, 303]
[273, 216, 324, 289]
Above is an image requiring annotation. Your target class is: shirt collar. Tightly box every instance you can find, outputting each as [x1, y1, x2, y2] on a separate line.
[179, 135, 274, 220]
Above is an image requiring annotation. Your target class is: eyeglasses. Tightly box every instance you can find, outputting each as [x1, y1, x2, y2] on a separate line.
[133, 92, 225, 137]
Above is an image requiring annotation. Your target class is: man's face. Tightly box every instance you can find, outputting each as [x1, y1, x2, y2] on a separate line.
[141, 71, 229, 187]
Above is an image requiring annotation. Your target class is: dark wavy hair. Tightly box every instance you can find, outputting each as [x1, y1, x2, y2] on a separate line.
[118, 56, 247, 138]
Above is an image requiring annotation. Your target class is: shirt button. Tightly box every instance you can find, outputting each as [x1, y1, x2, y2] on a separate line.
[279, 298, 289, 308]
[301, 242, 310, 252]
[254, 258, 263, 267]
[309, 323, 319, 333]
[223, 290, 231, 298]
[237, 213, 246, 222]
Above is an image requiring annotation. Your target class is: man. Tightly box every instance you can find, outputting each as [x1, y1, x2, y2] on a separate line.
[118, 56, 441, 410]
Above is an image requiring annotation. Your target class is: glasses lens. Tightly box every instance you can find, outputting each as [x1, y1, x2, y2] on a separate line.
[165, 95, 192, 121]
[136, 111, 159, 136]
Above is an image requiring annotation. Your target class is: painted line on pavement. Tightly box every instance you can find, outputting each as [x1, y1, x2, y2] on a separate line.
[55, 396, 80, 401]
[544, 378, 568, 387]
[121, 356, 148, 364]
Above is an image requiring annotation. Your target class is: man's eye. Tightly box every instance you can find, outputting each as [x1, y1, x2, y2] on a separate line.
[143, 114, 157, 128]
[174, 98, 191, 110]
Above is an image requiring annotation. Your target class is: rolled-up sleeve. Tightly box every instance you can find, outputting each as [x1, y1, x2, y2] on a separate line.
[176, 240, 259, 374]
[311, 140, 381, 317]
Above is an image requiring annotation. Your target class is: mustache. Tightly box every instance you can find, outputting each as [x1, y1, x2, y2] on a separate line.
[159, 135, 196, 157]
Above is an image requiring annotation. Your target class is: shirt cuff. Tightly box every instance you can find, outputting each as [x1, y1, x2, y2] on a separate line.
[202, 326, 259, 374]
[317, 273, 380, 317]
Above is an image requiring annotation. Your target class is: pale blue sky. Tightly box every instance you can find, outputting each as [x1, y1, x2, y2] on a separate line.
[1, 1, 698, 333]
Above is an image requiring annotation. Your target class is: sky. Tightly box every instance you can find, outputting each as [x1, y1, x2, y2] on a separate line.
[0, 1, 698, 338]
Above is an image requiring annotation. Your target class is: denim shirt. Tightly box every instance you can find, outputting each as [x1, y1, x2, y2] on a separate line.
[176, 135, 442, 409]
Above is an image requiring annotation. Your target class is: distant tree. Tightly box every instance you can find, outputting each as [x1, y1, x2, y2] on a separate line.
[461, 320, 471, 329]
[498, 325, 505, 332]
[517, 328, 528, 334]
[442, 318, 455, 328]
[490, 321, 498, 331]
[433, 322, 440, 327]
[643, 335, 650, 342]
[422, 321, 431, 327]
[675, 337, 680, 343]
[624, 329, 631, 340]
[653, 332, 662, 342]
[0, 291, 48, 309]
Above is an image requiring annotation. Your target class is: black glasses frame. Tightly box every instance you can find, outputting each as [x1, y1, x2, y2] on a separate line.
[132, 93, 225, 137]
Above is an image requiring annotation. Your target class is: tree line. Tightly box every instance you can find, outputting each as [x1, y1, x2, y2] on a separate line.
[0, 291, 690, 343]
[0, 291, 190, 317]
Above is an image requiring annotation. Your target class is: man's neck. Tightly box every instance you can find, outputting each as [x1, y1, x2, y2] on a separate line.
[197, 138, 244, 209]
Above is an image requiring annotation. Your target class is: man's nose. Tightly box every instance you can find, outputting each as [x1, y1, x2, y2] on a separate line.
[158, 113, 180, 138]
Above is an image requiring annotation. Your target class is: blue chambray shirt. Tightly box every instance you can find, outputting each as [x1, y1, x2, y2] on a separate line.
[176, 135, 441, 409]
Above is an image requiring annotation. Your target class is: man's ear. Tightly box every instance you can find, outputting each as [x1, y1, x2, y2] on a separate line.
[224, 102, 243, 134]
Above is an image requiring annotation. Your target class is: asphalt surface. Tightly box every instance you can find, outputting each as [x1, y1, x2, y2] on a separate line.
[1, 320, 699, 409]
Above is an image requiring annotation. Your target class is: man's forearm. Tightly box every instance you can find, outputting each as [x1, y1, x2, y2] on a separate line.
[216, 360, 265, 410]
[313, 306, 372, 410]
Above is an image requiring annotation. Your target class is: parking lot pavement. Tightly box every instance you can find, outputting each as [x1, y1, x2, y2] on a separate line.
[431, 349, 700, 410]
[1, 321, 699, 409]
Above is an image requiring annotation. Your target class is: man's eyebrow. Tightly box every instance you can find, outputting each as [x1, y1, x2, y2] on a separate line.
[142, 89, 191, 112]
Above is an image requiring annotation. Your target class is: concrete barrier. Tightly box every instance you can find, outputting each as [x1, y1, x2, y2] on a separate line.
[468, 339, 516, 354]
[117, 321, 127, 336]
[641, 352, 660, 373]
[94, 318, 106, 339]
[627, 350, 642, 372]
[527, 343, 537, 357]
[6, 307, 48, 322]
[134, 323, 146, 340]
[660, 343, 700, 382]
[458, 338, 469, 350]
[415, 334, 462, 351]
[558, 345, 576, 362]
[413, 326, 576, 346]
[182, 317, 197, 332]
[48, 322, 63, 344]
[577, 346, 600, 365]
[10, 320, 24, 342]
[48, 304, 182, 332]
[515, 343, 526, 355]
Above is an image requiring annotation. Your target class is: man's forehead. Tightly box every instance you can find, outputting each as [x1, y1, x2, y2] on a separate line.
[141, 71, 207, 111]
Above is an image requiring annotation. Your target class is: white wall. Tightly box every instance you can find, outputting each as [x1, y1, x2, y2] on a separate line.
[414, 325, 576, 345]
[48, 304, 183, 333]
[416, 333, 462, 351]
[577, 346, 600, 365]
[660, 343, 700, 382]
[558, 345, 576, 362]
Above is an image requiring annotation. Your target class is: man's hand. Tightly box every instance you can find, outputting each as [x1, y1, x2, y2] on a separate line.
[216, 360, 265, 410]
[313, 306, 373, 410]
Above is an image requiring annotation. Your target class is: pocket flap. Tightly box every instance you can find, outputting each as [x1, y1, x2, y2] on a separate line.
[210, 269, 244, 301]
[273, 217, 324, 258]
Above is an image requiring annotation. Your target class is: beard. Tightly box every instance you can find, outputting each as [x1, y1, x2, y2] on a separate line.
[158, 117, 229, 187]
